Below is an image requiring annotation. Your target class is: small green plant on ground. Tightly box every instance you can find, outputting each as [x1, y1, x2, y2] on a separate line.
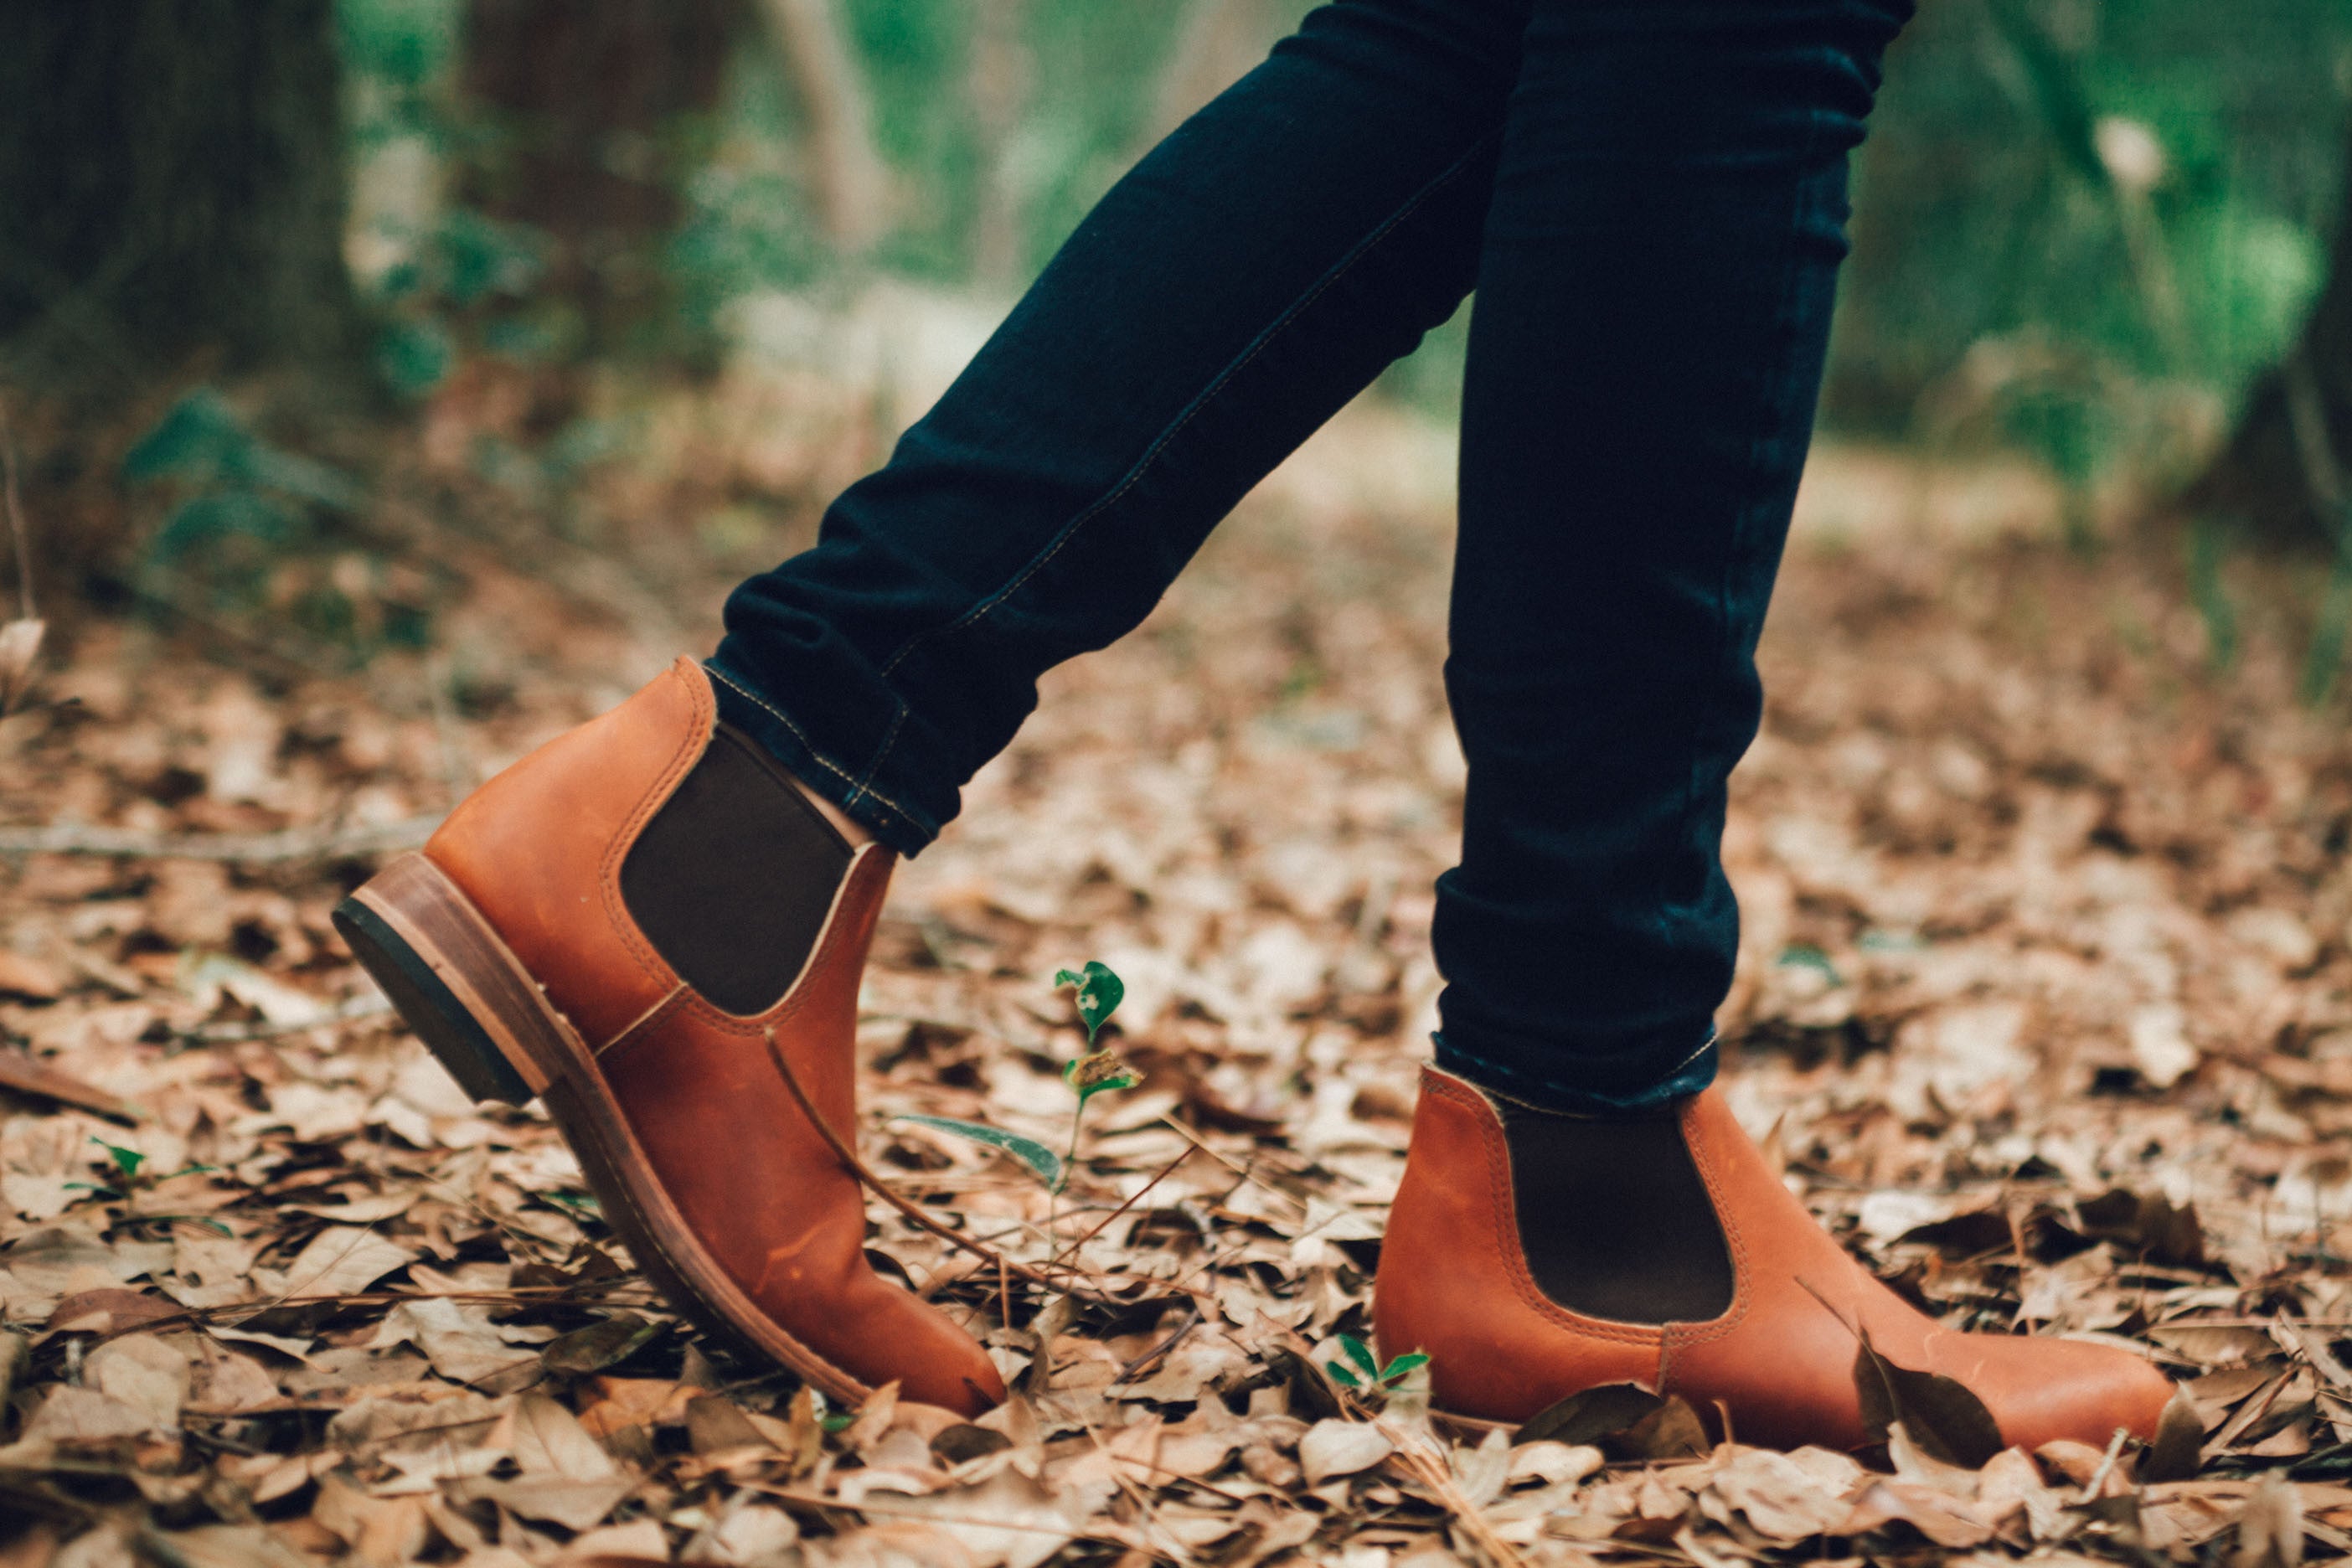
[66, 1137, 229, 1234]
[893, 960, 1140, 1197]
[1323, 1333, 1427, 1394]
[1052, 960, 1140, 1184]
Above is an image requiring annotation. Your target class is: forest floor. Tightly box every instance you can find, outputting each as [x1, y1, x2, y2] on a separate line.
[4, 375, 2352, 1567]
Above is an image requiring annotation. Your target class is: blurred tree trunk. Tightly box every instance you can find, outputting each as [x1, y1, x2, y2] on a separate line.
[2180, 116, 2352, 549]
[753, 0, 890, 255]
[0, 0, 357, 379]
[460, 0, 740, 358]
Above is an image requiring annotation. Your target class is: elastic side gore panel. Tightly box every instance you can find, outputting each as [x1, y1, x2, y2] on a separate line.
[1500, 1100, 1736, 1324]
[620, 724, 854, 1016]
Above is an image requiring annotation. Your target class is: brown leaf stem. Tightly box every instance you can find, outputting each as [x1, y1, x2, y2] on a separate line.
[761, 1028, 1138, 1309]
[0, 816, 442, 862]
[1048, 1143, 1194, 1273]
[0, 389, 30, 622]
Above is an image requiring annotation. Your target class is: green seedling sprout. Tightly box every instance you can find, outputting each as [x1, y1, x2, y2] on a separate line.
[1323, 1332, 1428, 1393]
[94, 1137, 147, 1183]
[64, 1137, 229, 1233]
[1054, 961, 1140, 1190]
[886, 961, 1139, 1199]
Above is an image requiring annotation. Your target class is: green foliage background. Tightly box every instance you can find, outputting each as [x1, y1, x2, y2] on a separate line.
[334, 0, 2349, 469]
[1834, 0, 2349, 441]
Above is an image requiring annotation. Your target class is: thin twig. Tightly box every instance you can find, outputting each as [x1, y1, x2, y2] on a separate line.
[2077, 1424, 2131, 1502]
[1793, 1273, 1863, 1342]
[761, 1029, 1136, 1308]
[0, 389, 29, 621]
[2151, 1316, 2352, 1328]
[1064, 1403, 1194, 1563]
[1154, 1114, 1308, 1217]
[1109, 1298, 1199, 1386]
[186, 994, 394, 1043]
[1049, 1144, 1194, 1273]
[82, 1282, 652, 1345]
[0, 815, 441, 862]
[1372, 1409, 1532, 1568]
[0, 1047, 138, 1122]
[126, 569, 340, 682]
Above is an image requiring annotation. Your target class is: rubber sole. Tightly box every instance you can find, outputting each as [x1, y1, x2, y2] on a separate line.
[333, 895, 533, 1106]
[333, 853, 874, 1406]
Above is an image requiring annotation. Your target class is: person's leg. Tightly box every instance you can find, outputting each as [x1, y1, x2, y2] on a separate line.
[1425, 0, 1910, 1354]
[712, 0, 1530, 853]
[1378, 0, 2171, 1450]
[347, 0, 1535, 1416]
[1432, 0, 1906, 1111]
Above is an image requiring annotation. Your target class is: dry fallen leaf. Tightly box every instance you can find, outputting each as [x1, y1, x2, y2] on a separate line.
[2237, 1468, 2308, 1568]
[365, 1296, 542, 1384]
[84, 1331, 191, 1428]
[2146, 1380, 2207, 1482]
[22, 1383, 157, 1445]
[1840, 1478, 1999, 1549]
[1297, 1417, 1392, 1483]
[1854, 1332, 2004, 1469]
[268, 1225, 416, 1300]
[0, 1047, 137, 1118]
[0, 951, 63, 1001]
[1709, 1446, 1857, 1540]
[3, 388, 2350, 1568]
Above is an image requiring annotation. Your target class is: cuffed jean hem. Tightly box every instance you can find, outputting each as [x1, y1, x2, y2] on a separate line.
[704, 658, 941, 858]
[1432, 1029, 1720, 1117]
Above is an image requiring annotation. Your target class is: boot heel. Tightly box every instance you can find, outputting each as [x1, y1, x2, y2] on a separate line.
[333, 853, 570, 1106]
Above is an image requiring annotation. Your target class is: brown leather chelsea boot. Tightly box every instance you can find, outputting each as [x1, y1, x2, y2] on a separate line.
[1375, 1067, 2172, 1452]
[333, 658, 1007, 1416]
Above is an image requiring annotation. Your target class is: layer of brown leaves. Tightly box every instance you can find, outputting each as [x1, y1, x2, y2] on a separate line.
[3, 390, 2352, 1565]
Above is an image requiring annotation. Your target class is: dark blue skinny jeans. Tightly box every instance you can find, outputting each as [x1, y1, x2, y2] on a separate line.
[709, 0, 1913, 1113]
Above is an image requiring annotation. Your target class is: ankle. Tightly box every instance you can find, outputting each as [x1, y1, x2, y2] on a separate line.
[784, 768, 874, 849]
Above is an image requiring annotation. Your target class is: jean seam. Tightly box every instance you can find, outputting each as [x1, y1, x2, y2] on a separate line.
[866, 131, 1505, 718]
[703, 662, 924, 826]
[844, 701, 909, 815]
[1674, 112, 1833, 941]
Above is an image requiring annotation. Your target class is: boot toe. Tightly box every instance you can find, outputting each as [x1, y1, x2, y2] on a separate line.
[876, 1300, 1008, 1416]
[1963, 1334, 2174, 1452]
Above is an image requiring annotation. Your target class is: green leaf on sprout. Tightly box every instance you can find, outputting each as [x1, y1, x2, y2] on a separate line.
[1339, 1334, 1380, 1378]
[91, 1137, 147, 1180]
[1380, 1352, 1431, 1385]
[893, 1115, 1065, 1190]
[1053, 962, 1125, 1045]
[1324, 1359, 1364, 1390]
[1061, 1050, 1142, 1112]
